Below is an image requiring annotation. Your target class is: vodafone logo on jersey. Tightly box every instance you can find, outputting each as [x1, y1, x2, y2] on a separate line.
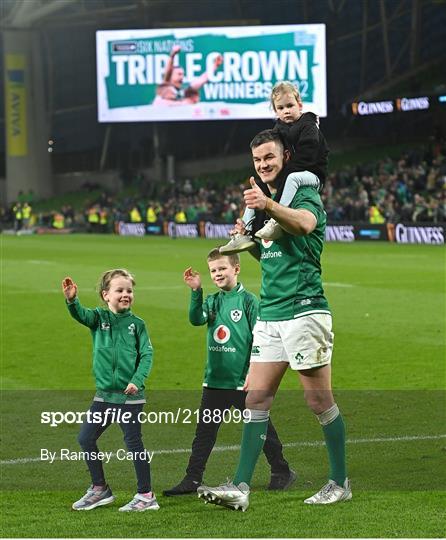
[213, 325, 231, 344]
[260, 238, 283, 259]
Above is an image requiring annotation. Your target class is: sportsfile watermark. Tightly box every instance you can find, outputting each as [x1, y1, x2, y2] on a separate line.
[41, 407, 251, 427]
[2, 390, 445, 493]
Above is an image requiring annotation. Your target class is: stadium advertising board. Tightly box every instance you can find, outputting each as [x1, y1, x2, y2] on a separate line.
[117, 221, 444, 244]
[117, 222, 146, 236]
[96, 24, 327, 122]
[325, 223, 444, 244]
[386, 223, 444, 245]
[325, 225, 355, 242]
[351, 95, 431, 117]
[200, 222, 234, 238]
[164, 222, 199, 238]
[5, 54, 27, 156]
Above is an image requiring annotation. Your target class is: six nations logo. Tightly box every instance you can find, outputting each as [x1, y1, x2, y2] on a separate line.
[213, 325, 231, 344]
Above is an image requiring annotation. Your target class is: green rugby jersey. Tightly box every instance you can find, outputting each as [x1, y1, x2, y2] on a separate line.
[189, 283, 258, 389]
[258, 186, 330, 321]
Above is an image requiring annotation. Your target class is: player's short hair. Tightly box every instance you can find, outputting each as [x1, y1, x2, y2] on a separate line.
[98, 269, 135, 300]
[270, 81, 302, 111]
[207, 248, 240, 268]
[250, 129, 284, 151]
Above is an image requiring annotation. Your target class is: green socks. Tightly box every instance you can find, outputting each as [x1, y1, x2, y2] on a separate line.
[233, 409, 269, 486]
[232, 404, 346, 487]
[318, 404, 347, 486]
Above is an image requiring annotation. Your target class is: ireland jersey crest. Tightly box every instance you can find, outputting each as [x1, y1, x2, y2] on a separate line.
[230, 309, 242, 322]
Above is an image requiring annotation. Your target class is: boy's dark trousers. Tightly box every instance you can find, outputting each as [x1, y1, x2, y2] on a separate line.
[186, 387, 290, 482]
[78, 400, 151, 493]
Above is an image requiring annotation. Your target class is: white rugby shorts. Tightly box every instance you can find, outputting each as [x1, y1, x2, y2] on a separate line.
[250, 313, 334, 370]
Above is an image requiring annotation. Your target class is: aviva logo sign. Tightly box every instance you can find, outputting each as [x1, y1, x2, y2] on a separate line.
[6, 54, 27, 156]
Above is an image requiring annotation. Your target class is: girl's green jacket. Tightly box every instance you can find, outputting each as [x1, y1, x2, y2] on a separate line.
[66, 298, 153, 404]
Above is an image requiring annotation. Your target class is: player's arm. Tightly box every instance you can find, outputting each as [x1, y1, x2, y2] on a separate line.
[189, 54, 223, 91]
[62, 276, 99, 328]
[265, 201, 316, 236]
[163, 45, 181, 83]
[244, 178, 316, 236]
[129, 323, 154, 389]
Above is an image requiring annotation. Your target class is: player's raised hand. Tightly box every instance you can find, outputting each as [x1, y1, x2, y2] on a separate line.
[183, 267, 201, 290]
[62, 276, 78, 301]
[170, 44, 181, 57]
[244, 177, 268, 210]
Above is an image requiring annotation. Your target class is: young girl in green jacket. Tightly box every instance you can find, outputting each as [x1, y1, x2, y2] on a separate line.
[62, 269, 158, 512]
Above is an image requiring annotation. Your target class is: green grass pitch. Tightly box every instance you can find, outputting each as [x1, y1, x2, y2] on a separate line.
[1, 234, 445, 538]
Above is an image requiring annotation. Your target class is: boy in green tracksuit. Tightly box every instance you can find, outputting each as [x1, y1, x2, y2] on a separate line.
[163, 249, 294, 496]
[62, 269, 159, 512]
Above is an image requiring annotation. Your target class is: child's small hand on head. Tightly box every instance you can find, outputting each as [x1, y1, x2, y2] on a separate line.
[124, 383, 138, 395]
[62, 276, 78, 301]
[183, 267, 201, 290]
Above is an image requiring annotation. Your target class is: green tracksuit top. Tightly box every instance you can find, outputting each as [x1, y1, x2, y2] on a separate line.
[189, 283, 258, 390]
[66, 297, 153, 404]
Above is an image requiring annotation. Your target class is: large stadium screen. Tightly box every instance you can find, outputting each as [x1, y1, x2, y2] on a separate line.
[96, 24, 327, 122]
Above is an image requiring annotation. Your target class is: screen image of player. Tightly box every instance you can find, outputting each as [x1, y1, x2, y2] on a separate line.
[96, 24, 327, 122]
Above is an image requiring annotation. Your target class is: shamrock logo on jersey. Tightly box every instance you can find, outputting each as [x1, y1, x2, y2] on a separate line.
[213, 325, 231, 344]
[230, 309, 242, 322]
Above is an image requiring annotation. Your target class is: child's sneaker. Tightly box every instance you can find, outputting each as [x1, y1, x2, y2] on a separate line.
[119, 492, 160, 512]
[255, 218, 283, 240]
[72, 484, 115, 510]
[219, 233, 256, 255]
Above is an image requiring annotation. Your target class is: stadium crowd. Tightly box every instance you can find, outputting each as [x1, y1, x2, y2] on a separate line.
[2, 144, 445, 231]
[322, 144, 446, 223]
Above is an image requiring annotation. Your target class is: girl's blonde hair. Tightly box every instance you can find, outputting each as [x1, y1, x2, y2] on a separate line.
[98, 269, 135, 300]
[270, 81, 302, 111]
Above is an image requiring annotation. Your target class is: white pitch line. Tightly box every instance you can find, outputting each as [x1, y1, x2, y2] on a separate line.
[1, 434, 444, 465]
